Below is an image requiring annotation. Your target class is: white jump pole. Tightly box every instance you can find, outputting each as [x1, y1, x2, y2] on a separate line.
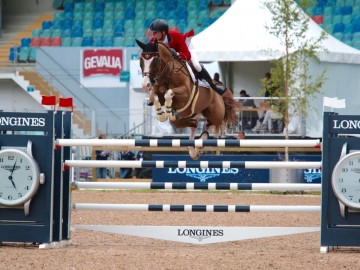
[65, 160, 322, 169]
[74, 182, 322, 192]
[73, 203, 321, 212]
[56, 138, 321, 148]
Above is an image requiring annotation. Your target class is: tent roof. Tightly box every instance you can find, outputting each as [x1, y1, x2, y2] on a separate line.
[191, 0, 360, 64]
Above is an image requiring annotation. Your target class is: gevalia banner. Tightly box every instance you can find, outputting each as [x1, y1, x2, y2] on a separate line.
[80, 49, 127, 88]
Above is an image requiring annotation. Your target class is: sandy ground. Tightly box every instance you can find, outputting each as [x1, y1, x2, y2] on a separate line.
[0, 191, 359, 270]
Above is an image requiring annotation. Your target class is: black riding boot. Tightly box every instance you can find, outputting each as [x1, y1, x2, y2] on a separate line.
[198, 68, 227, 96]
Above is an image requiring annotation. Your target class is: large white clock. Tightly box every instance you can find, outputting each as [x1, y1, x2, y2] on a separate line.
[0, 141, 45, 215]
[331, 144, 360, 218]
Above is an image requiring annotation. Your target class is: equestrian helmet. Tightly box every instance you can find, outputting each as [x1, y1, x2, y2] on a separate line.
[150, 19, 169, 33]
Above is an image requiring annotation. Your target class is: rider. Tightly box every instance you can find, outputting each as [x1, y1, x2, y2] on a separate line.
[149, 19, 227, 96]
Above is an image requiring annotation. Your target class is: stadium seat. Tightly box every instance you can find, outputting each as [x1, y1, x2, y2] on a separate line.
[102, 36, 114, 46]
[93, 37, 103, 46]
[42, 21, 53, 30]
[84, 2, 94, 12]
[52, 19, 63, 29]
[83, 28, 93, 37]
[62, 28, 72, 38]
[64, 2, 74, 12]
[61, 37, 72, 46]
[332, 14, 343, 25]
[50, 37, 62, 46]
[333, 23, 345, 33]
[71, 37, 83, 46]
[312, 15, 323, 24]
[74, 2, 84, 12]
[343, 23, 353, 33]
[344, 0, 354, 5]
[40, 37, 52, 46]
[93, 18, 104, 29]
[333, 32, 343, 40]
[333, 6, 343, 16]
[113, 37, 124, 47]
[51, 29, 62, 38]
[353, 22, 360, 32]
[32, 29, 41, 38]
[312, 6, 324, 16]
[73, 11, 84, 20]
[342, 6, 352, 15]
[93, 28, 103, 39]
[335, 0, 346, 5]
[342, 14, 352, 24]
[30, 38, 41, 47]
[53, 12, 64, 21]
[21, 37, 32, 47]
[53, 0, 63, 9]
[28, 47, 37, 62]
[82, 36, 93, 46]
[83, 19, 93, 30]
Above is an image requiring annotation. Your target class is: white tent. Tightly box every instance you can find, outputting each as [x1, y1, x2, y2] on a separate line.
[191, 0, 360, 64]
[191, 0, 360, 138]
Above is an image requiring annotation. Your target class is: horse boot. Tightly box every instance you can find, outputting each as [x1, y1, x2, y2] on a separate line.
[198, 68, 227, 96]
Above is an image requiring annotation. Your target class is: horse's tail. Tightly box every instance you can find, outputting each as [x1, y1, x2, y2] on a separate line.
[222, 90, 239, 126]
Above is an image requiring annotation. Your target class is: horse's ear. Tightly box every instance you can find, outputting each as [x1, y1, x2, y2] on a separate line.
[135, 39, 146, 50]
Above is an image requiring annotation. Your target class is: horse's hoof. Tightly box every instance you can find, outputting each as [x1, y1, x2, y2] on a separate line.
[158, 114, 168, 122]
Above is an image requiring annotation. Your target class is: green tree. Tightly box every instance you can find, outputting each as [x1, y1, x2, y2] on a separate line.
[262, 0, 327, 160]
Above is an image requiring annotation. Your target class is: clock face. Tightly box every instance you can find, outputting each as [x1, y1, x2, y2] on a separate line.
[0, 149, 40, 206]
[332, 152, 360, 209]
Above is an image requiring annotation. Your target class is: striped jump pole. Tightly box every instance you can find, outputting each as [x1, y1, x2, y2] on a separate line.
[73, 203, 321, 212]
[65, 160, 322, 169]
[74, 182, 322, 192]
[56, 138, 321, 148]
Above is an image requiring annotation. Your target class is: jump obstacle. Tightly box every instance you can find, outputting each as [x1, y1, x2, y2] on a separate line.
[65, 138, 321, 245]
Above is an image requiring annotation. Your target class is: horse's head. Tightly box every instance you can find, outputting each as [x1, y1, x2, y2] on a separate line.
[136, 39, 163, 92]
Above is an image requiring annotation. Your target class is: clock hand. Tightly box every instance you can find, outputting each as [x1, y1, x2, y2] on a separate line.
[8, 159, 17, 190]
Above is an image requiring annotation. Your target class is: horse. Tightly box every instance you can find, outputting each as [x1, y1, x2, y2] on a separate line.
[136, 39, 238, 160]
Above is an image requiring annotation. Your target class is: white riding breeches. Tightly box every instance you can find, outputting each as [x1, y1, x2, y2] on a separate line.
[189, 48, 202, 72]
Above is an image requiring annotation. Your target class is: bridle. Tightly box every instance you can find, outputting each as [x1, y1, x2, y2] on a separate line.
[141, 49, 188, 88]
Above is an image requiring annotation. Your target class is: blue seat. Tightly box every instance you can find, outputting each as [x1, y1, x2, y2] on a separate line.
[62, 28, 72, 37]
[342, 6, 352, 15]
[62, 19, 73, 30]
[102, 36, 114, 46]
[332, 6, 343, 16]
[353, 22, 360, 32]
[82, 36, 93, 46]
[94, 11, 104, 20]
[52, 19, 63, 29]
[64, 2, 74, 12]
[72, 26, 83, 37]
[21, 37, 32, 47]
[93, 18, 104, 28]
[333, 23, 345, 33]
[124, 9, 135, 19]
[18, 47, 30, 62]
[93, 38, 103, 46]
[312, 6, 324, 16]
[42, 21, 53, 30]
[64, 11, 74, 20]
[94, 2, 105, 11]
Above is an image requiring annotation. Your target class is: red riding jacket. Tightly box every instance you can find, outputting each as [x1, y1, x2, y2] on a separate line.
[150, 30, 194, 61]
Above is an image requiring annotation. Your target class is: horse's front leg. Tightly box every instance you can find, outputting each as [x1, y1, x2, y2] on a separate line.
[153, 95, 167, 122]
[164, 89, 176, 121]
[188, 127, 201, 160]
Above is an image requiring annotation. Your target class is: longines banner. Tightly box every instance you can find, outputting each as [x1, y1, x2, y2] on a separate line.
[152, 155, 322, 183]
[80, 49, 126, 88]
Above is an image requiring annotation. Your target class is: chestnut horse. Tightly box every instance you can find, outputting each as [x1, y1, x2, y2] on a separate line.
[136, 39, 238, 159]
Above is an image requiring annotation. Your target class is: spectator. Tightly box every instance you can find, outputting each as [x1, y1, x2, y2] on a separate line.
[239, 89, 258, 130]
[134, 151, 144, 179]
[118, 147, 136, 179]
[95, 134, 110, 179]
